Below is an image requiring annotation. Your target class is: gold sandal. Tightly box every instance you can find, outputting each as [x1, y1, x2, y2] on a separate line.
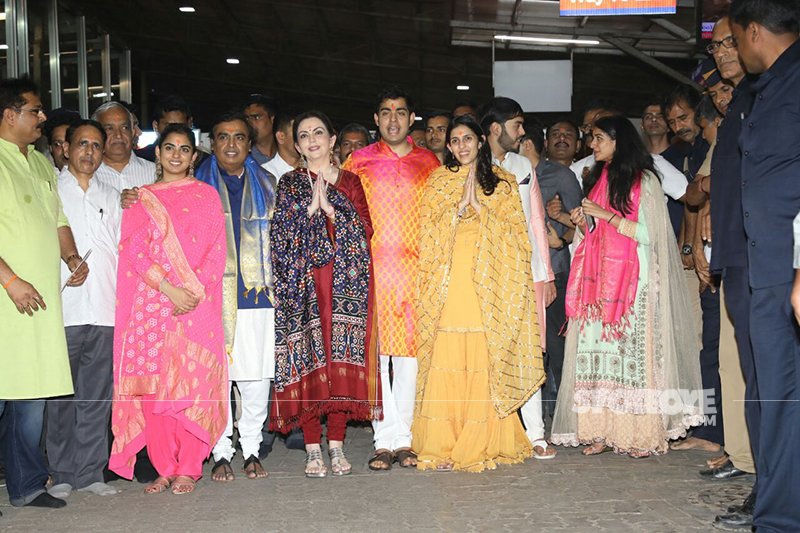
[144, 476, 173, 494]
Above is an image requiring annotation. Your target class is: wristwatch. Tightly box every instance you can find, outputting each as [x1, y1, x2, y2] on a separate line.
[556, 237, 568, 250]
[681, 243, 693, 256]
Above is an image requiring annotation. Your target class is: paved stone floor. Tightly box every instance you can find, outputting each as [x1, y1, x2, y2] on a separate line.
[0, 426, 752, 532]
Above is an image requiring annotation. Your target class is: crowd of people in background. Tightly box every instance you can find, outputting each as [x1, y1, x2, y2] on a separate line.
[1, 0, 798, 530]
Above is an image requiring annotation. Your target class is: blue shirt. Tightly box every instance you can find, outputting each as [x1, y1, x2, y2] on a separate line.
[739, 39, 800, 289]
[709, 77, 754, 272]
[536, 158, 583, 274]
[220, 166, 273, 309]
[662, 142, 691, 238]
[249, 146, 270, 166]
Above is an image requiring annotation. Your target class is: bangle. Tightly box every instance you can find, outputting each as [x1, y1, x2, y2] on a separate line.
[608, 213, 617, 224]
[3, 274, 19, 289]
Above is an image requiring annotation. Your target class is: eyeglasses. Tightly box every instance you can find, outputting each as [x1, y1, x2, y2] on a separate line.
[706, 35, 737, 55]
[13, 106, 46, 118]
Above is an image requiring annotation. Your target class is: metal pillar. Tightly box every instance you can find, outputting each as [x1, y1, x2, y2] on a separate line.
[120, 49, 132, 103]
[101, 33, 111, 102]
[5, 0, 18, 77]
[15, 0, 28, 75]
[48, 0, 61, 108]
[77, 15, 88, 117]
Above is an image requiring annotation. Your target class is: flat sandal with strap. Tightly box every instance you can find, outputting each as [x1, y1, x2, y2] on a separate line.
[305, 448, 328, 478]
[328, 446, 352, 476]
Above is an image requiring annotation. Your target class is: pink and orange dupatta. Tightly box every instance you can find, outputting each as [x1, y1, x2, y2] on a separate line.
[109, 178, 228, 479]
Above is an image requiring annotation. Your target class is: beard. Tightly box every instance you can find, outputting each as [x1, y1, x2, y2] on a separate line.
[498, 128, 520, 154]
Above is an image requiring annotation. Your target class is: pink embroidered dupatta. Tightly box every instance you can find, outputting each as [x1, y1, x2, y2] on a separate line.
[110, 178, 228, 479]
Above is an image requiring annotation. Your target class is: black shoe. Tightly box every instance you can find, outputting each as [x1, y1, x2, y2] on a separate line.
[712, 511, 753, 530]
[699, 460, 752, 481]
[285, 430, 305, 451]
[103, 466, 121, 483]
[726, 491, 756, 514]
[258, 442, 273, 460]
[133, 452, 159, 484]
[25, 492, 67, 509]
[714, 492, 755, 531]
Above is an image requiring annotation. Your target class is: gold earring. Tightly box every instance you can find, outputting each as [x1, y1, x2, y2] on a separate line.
[155, 157, 163, 181]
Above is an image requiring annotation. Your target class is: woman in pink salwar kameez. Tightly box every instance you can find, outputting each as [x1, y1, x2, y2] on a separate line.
[110, 124, 228, 495]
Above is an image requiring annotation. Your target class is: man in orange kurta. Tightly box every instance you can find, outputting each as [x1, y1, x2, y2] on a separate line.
[342, 86, 440, 468]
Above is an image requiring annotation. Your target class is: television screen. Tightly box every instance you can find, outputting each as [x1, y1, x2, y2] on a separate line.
[700, 0, 731, 41]
[493, 60, 572, 113]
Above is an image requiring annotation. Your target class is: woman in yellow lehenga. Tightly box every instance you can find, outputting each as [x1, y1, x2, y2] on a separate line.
[411, 115, 546, 472]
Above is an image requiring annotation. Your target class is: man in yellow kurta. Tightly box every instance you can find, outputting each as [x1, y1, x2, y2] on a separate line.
[342, 86, 440, 469]
[0, 77, 86, 509]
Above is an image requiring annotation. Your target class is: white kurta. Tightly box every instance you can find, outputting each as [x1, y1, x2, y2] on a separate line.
[228, 307, 275, 381]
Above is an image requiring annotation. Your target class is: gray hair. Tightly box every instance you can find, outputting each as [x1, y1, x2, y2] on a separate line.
[91, 101, 132, 124]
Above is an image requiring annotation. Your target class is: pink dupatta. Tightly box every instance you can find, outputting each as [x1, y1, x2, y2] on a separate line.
[565, 168, 642, 339]
[110, 178, 228, 479]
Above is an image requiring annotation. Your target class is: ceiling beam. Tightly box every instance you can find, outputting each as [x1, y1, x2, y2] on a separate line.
[452, 39, 697, 59]
[600, 34, 703, 88]
[450, 20, 685, 42]
[650, 17, 693, 41]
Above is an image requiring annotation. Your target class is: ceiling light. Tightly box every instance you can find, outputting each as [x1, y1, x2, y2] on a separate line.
[178, 6, 195, 13]
[456, 85, 470, 91]
[494, 34, 600, 46]
[414, 116, 423, 121]
[0, 13, 6, 21]
[0, 45, 8, 50]
[226, 58, 240, 65]
[92, 92, 114, 98]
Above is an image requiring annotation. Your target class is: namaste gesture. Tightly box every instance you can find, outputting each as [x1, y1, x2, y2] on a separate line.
[457, 164, 482, 216]
[307, 170, 335, 219]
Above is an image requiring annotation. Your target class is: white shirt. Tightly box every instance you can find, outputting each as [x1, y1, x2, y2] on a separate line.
[261, 153, 294, 183]
[57, 167, 123, 327]
[492, 152, 548, 283]
[94, 152, 156, 191]
[570, 153, 688, 202]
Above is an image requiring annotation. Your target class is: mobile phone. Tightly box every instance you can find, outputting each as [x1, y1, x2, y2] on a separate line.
[585, 214, 596, 232]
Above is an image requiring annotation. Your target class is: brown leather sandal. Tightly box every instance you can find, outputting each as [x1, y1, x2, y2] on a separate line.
[394, 448, 417, 468]
[368, 449, 394, 471]
[211, 458, 234, 482]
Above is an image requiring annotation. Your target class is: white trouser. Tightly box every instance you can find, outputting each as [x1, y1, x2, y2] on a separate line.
[372, 355, 417, 451]
[519, 389, 546, 443]
[213, 378, 271, 462]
